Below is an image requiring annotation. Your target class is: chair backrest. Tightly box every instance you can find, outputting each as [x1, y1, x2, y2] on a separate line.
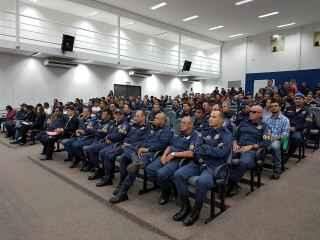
[310, 107, 320, 128]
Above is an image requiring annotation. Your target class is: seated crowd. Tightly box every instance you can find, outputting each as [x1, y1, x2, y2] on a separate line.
[1, 80, 320, 226]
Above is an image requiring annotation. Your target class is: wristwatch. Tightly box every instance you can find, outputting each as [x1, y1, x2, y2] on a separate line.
[170, 152, 176, 157]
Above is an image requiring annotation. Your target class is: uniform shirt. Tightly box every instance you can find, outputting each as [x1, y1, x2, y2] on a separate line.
[107, 120, 129, 143]
[143, 126, 173, 152]
[284, 106, 310, 131]
[265, 113, 290, 139]
[169, 130, 200, 153]
[235, 119, 269, 147]
[234, 111, 249, 126]
[193, 118, 209, 133]
[123, 123, 148, 148]
[195, 127, 232, 169]
[94, 120, 114, 139]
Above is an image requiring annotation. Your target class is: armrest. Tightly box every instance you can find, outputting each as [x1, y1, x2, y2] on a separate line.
[255, 147, 266, 166]
[213, 163, 230, 185]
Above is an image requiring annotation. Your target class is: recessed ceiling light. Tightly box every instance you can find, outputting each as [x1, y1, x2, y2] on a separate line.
[88, 11, 99, 17]
[277, 22, 296, 28]
[229, 33, 244, 38]
[150, 2, 167, 10]
[235, 0, 254, 6]
[29, 0, 38, 3]
[258, 11, 279, 18]
[31, 52, 41, 57]
[182, 15, 199, 22]
[208, 25, 224, 31]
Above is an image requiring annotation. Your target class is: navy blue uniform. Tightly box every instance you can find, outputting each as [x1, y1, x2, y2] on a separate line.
[85, 119, 127, 169]
[284, 106, 310, 155]
[146, 130, 201, 195]
[174, 127, 232, 207]
[62, 117, 98, 159]
[101, 122, 148, 179]
[118, 126, 173, 192]
[230, 120, 269, 183]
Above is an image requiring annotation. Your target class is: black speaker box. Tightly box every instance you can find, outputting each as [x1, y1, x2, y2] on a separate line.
[61, 34, 75, 52]
[182, 60, 192, 71]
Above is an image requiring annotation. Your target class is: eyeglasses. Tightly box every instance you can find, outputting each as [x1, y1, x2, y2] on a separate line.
[250, 111, 261, 114]
[270, 105, 279, 108]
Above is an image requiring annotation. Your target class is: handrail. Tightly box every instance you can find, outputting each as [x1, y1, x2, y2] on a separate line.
[20, 28, 118, 51]
[19, 21, 118, 42]
[19, 13, 119, 41]
[119, 54, 178, 68]
[0, 9, 221, 74]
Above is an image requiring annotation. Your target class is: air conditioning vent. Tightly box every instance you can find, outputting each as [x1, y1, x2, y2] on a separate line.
[43, 59, 78, 69]
[128, 70, 152, 78]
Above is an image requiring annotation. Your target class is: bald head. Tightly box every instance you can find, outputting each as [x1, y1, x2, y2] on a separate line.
[153, 112, 167, 128]
[180, 116, 193, 134]
[249, 105, 263, 122]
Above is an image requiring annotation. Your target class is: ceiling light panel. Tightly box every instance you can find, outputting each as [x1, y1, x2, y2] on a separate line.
[229, 33, 244, 38]
[235, 0, 254, 6]
[150, 2, 167, 10]
[277, 22, 296, 28]
[258, 11, 279, 18]
[182, 15, 199, 22]
[208, 25, 224, 31]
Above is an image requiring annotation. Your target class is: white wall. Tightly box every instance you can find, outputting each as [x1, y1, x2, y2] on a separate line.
[0, 52, 214, 109]
[220, 22, 320, 87]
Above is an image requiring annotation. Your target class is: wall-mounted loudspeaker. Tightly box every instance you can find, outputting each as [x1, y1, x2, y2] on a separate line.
[182, 60, 192, 72]
[61, 34, 75, 53]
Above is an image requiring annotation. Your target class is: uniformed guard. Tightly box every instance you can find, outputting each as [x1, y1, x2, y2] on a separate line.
[145, 116, 201, 205]
[193, 107, 209, 134]
[173, 111, 232, 226]
[284, 92, 311, 156]
[96, 110, 147, 187]
[228, 105, 269, 195]
[109, 112, 173, 204]
[87, 109, 129, 182]
[62, 108, 98, 168]
[81, 109, 114, 172]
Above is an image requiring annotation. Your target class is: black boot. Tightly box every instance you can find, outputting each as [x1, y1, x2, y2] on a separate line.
[88, 168, 104, 180]
[183, 204, 202, 226]
[159, 188, 171, 205]
[173, 197, 191, 221]
[70, 157, 80, 168]
[96, 176, 113, 187]
[109, 185, 129, 204]
[226, 182, 241, 197]
[81, 162, 92, 172]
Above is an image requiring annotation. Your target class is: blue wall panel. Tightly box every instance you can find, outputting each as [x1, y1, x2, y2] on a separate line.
[245, 69, 320, 95]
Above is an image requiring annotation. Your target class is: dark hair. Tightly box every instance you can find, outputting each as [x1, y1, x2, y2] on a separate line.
[270, 98, 280, 105]
[6, 105, 13, 111]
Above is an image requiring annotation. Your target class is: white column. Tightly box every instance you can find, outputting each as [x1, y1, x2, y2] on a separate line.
[117, 15, 120, 64]
[15, 0, 20, 49]
[178, 33, 182, 72]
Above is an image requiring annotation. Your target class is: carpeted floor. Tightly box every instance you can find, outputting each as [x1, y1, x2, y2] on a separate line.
[0, 136, 320, 240]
